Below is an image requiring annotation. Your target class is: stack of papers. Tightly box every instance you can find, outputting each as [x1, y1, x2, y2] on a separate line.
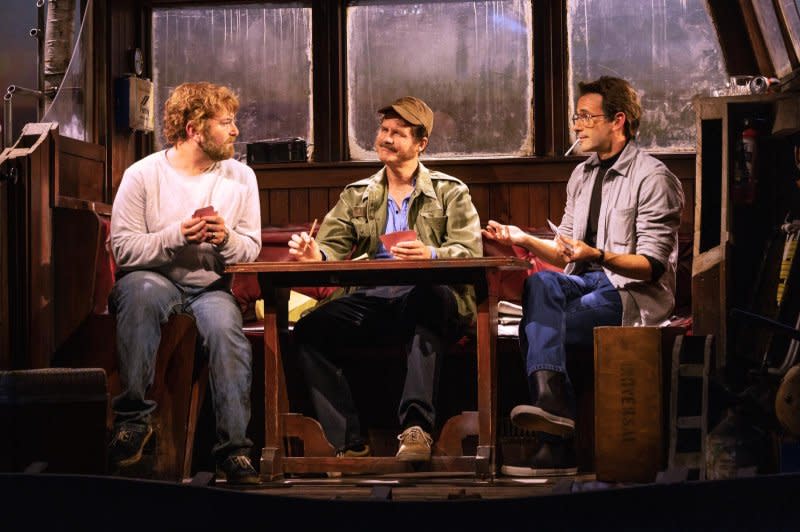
[497, 300, 522, 338]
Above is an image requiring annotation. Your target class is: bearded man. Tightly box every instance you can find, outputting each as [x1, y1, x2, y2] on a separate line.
[107, 82, 262, 484]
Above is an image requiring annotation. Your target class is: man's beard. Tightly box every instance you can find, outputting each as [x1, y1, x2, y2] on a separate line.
[199, 136, 235, 161]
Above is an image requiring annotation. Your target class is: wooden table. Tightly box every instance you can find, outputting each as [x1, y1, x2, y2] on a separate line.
[226, 256, 530, 480]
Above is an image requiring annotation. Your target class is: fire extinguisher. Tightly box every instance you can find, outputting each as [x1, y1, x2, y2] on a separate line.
[734, 119, 759, 204]
[741, 119, 758, 183]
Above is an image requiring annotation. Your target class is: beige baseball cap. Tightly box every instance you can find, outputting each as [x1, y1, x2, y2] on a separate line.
[378, 96, 433, 137]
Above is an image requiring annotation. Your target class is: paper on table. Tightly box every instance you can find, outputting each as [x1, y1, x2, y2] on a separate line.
[547, 219, 574, 253]
[379, 230, 417, 253]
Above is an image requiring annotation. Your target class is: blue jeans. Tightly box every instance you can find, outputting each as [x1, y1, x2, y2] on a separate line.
[109, 270, 253, 459]
[519, 270, 622, 412]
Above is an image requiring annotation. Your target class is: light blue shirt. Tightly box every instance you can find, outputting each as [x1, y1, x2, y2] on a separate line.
[375, 183, 437, 260]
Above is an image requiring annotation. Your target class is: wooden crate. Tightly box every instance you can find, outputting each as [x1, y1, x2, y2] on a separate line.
[0, 368, 108, 474]
[593, 327, 682, 483]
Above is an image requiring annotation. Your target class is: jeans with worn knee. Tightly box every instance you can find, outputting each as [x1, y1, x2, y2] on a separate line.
[519, 270, 622, 415]
[109, 270, 253, 460]
[292, 285, 465, 451]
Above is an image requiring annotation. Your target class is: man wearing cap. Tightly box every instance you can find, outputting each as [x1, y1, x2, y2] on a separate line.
[287, 96, 482, 462]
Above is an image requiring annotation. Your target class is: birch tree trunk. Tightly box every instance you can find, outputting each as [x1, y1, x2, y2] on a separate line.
[43, 0, 76, 103]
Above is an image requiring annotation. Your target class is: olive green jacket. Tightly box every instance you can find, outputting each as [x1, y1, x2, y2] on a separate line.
[315, 162, 483, 321]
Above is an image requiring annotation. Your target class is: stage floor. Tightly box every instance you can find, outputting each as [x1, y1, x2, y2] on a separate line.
[6, 471, 800, 530]
[210, 472, 601, 500]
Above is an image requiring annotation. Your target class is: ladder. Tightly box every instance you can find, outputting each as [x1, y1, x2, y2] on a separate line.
[668, 334, 714, 480]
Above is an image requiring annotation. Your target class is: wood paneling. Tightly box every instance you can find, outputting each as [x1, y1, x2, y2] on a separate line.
[309, 188, 329, 222]
[269, 190, 290, 226]
[108, 0, 145, 198]
[289, 189, 310, 225]
[529, 183, 551, 230]
[253, 156, 696, 232]
[508, 184, 529, 226]
[58, 137, 106, 202]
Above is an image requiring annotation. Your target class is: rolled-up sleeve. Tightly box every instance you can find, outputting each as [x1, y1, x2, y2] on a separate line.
[634, 170, 684, 266]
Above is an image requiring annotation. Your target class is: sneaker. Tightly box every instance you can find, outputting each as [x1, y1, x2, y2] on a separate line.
[510, 404, 575, 437]
[216, 454, 260, 485]
[501, 439, 577, 477]
[396, 426, 433, 462]
[108, 422, 153, 468]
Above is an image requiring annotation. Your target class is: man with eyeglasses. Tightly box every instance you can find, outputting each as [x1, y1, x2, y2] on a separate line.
[484, 76, 684, 476]
[108, 82, 262, 483]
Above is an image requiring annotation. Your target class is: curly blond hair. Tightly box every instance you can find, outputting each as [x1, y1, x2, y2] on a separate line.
[162, 82, 239, 145]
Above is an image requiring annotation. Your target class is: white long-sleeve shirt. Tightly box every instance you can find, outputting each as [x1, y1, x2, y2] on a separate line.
[110, 150, 262, 288]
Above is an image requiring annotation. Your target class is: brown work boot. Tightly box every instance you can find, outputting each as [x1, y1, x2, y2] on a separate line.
[395, 426, 433, 462]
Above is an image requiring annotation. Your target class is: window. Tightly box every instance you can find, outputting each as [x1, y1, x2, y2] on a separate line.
[567, 0, 728, 151]
[777, 0, 800, 63]
[41, 0, 94, 142]
[346, 0, 533, 159]
[151, 3, 313, 158]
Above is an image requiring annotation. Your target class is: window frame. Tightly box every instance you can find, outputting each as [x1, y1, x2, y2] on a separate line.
[143, 0, 570, 163]
[142, 0, 708, 168]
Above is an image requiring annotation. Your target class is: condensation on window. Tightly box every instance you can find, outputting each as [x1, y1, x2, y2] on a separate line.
[152, 3, 313, 160]
[567, 0, 728, 152]
[347, 0, 533, 160]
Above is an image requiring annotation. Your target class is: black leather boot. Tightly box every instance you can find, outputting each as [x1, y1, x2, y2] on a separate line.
[501, 438, 577, 477]
[510, 370, 575, 437]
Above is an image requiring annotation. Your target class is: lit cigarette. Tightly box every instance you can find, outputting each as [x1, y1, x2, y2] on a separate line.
[564, 138, 581, 156]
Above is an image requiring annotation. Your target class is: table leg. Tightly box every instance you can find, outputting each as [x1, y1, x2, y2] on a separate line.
[475, 269, 500, 477]
[261, 290, 288, 480]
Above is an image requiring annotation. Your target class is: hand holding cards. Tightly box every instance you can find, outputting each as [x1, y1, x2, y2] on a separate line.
[192, 206, 221, 243]
[193, 205, 216, 218]
[380, 230, 417, 255]
[547, 219, 574, 253]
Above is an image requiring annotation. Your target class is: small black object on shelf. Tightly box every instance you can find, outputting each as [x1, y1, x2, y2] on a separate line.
[247, 137, 308, 164]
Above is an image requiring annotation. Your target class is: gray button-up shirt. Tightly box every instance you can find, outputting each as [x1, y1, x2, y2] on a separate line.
[559, 142, 684, 326]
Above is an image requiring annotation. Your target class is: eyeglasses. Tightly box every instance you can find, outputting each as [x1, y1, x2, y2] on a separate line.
[571, 113, 607, 127]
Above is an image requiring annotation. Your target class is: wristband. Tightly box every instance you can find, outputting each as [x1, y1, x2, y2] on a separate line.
[596, 249, 605, 265]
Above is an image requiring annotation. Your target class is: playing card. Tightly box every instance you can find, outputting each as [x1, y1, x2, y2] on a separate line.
[379, 230, 417, 252]
[547, 219, 574, 253]
[193, 205, 216, 218]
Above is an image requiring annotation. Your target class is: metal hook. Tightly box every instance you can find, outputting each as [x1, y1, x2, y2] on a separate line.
[0, 162, 19, 185]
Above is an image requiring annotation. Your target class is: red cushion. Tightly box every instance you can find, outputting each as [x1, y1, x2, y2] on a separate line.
[482, 233, 562, 303]
[230, 224, 338, 317]
[94, 214, 116, 314]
